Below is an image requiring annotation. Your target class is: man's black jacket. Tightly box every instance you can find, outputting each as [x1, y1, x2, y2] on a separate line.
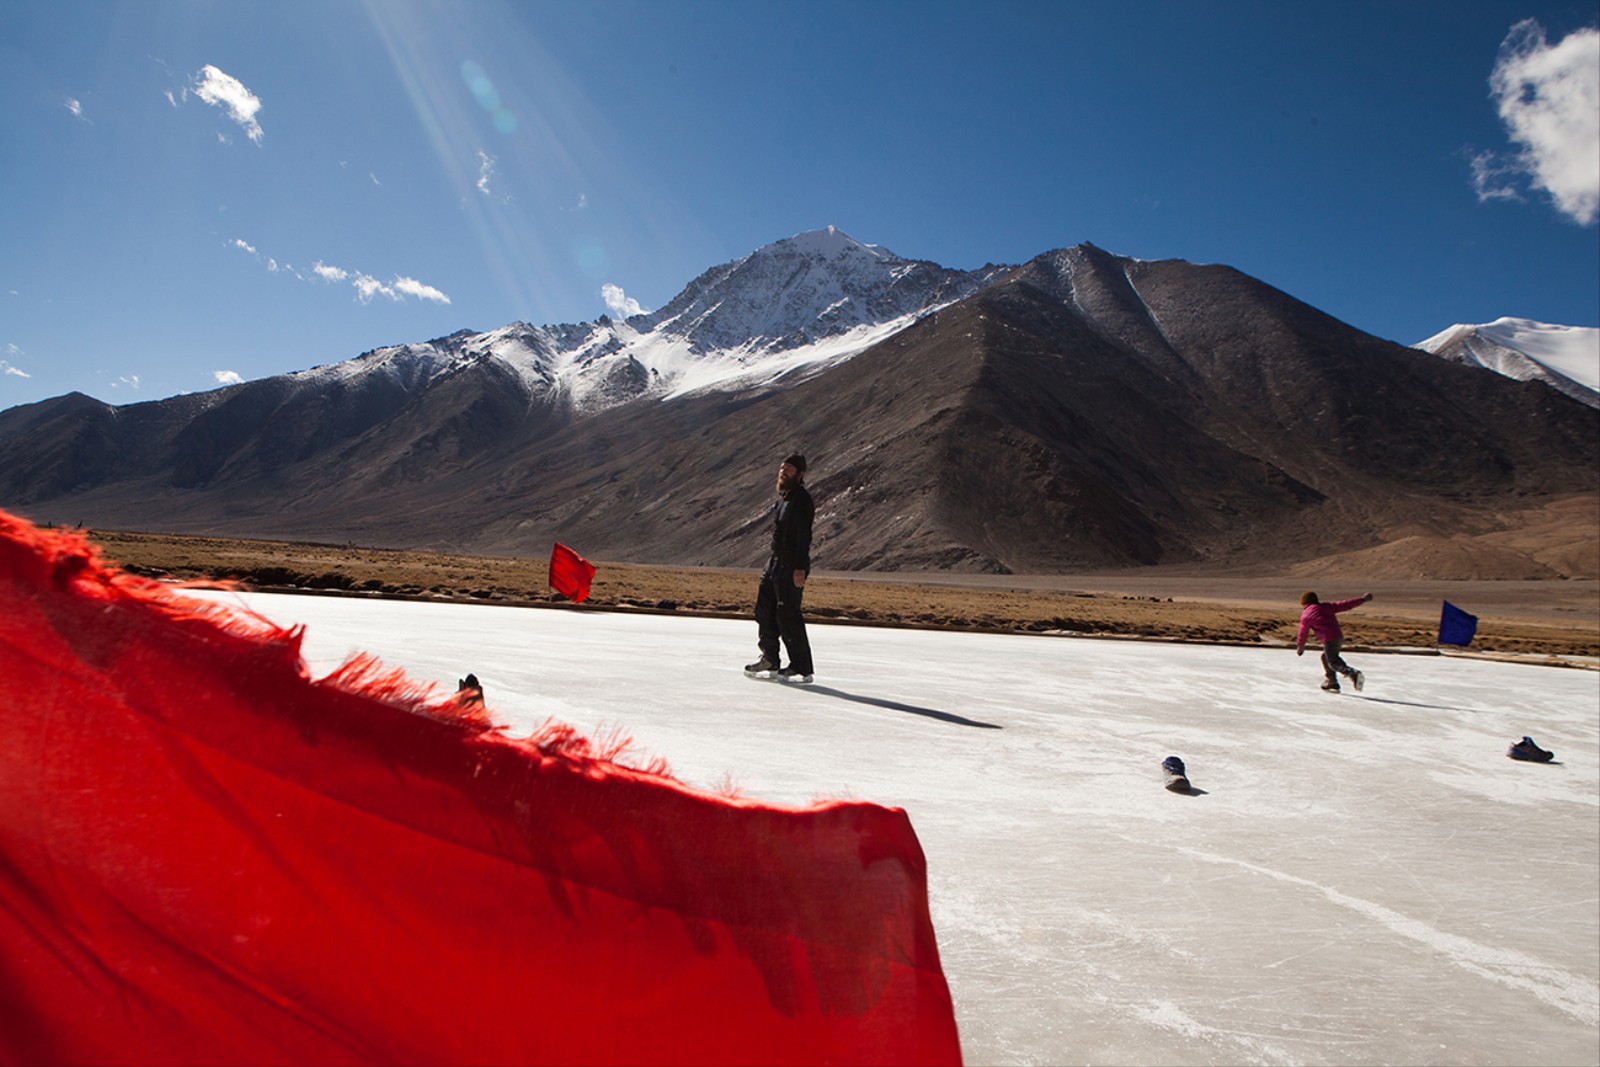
[769, 483, 814, 573]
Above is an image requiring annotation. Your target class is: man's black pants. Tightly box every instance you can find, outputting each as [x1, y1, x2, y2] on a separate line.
[755, 560, 813, 673]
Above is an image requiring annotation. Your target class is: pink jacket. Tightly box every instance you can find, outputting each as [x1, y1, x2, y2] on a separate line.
[1297, 597, 1366, 650]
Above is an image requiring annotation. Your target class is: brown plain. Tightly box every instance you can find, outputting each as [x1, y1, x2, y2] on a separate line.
[87, 529, 1598, 662]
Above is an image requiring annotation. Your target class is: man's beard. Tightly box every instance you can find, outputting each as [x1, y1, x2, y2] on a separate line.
[776, 470, 798, 495]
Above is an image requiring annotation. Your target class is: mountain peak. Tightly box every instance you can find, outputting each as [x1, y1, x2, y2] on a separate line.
[628, 227, 1001, 366]
[1416, 317, 1599, 407]
[758, 226, 895, 263]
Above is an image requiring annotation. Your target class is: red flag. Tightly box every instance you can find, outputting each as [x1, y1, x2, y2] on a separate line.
[0, 510, 960, 1066]
[549, 541, 597, 603]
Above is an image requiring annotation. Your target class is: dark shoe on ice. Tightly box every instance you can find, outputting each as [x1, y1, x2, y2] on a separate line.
[1162, 756, 1191, 792]
[744, 657, 778, 677]
[1351, 669, 1364, 692]
[1508, 736, 1554, 762]
[777, 667, 814, 684]
[1320, 682, 1340, 693]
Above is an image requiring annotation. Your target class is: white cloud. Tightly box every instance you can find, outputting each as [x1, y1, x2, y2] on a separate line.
[1476, 20, 1600, 225]
[192, 64, 264, 144]
[391, 276, 451, 304]
[601, 283, 648, 318]
[214, 370, 244, 385]
[476, 150, 495, 196]
[5, 343, 33, 377]
[352, 274, 385, 303]
[234, 239, 450, 305]
[64, 97, 87, 122]
[352, 273, 452, 305]
[113, 375, 141, 390]
[1469, 150, 1524, 201]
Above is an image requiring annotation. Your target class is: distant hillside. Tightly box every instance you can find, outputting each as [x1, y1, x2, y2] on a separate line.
[2, 230, 1596, 578]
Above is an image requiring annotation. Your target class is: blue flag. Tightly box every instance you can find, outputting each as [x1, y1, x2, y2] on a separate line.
[1438, 600, 1478, 646]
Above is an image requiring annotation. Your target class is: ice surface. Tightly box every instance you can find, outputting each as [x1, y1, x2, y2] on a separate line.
[190, 591, 1600, 1066]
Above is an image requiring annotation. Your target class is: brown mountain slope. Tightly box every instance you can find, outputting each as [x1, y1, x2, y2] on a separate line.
[2, 246, 1595, 578]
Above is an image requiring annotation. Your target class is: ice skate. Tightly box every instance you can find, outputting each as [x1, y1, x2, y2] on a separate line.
[744, 657, 778, 679]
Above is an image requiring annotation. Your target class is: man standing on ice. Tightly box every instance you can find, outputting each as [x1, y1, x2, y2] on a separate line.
[1296, 591, 1373, 693]
[745, 453, 815, 683]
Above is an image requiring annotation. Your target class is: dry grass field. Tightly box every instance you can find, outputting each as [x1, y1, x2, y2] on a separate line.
[78, 528, 1598, 662]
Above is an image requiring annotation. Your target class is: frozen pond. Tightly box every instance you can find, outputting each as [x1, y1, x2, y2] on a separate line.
[200, 592, 1600, 1066]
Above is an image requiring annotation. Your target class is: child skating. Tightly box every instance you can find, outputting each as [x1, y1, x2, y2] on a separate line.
[1296, 591, 1373, 693]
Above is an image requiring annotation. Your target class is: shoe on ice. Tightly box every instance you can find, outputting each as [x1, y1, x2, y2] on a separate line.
[777, 667, 814, 684]
[1162, 756, 1191, 792]
[744, 657, 778, 676]
[1507, 736, 1554, 762]
[1320, 682, 1341, 693]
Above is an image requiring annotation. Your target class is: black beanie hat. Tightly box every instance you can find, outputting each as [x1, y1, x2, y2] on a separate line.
[783, 453, 807, 473]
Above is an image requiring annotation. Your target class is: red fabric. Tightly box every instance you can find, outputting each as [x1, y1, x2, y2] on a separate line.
[549, 542, 597, 603]
[0, 510, 961, 1066]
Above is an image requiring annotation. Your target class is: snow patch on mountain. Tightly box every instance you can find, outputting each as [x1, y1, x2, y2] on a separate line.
[293, 228, 1005, 416]
[285, 343, 469, 397]
[649, 313, 926, 401]
[1416, 318, 1599, 408]
[633, 225, 998, 357]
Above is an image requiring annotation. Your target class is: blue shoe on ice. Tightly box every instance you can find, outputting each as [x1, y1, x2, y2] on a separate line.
[1162, 756, 1191, 792]
[1507, 736, 1554, 762]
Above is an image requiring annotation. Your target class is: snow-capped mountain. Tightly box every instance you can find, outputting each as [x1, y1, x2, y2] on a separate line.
[2, 232, 1595, 577]
[295, 227, 1006, 415]
[634, 225, 1005, 357]
[1416, 318, 1600, 408]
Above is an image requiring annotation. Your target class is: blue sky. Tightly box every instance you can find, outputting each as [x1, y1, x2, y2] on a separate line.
[2, 0, 1597, 409]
